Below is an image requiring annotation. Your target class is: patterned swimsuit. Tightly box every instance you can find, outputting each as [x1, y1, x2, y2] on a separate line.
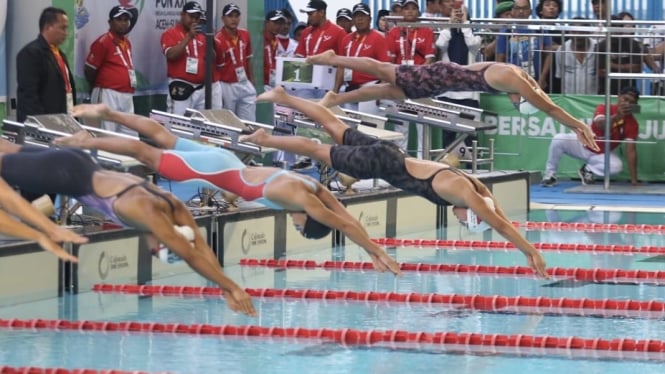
[395, 62, 501, 99]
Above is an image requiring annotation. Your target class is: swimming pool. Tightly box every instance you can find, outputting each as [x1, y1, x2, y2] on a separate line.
[1, 208, 664, 373]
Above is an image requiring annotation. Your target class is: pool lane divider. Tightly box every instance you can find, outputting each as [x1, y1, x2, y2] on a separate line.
[372, 238, 665, 255]
[3, 318, 665, 362]
[93, 284, 665, 319]
[0, 367, 161, 374]
[513, 221, 665, 234]
[237, 258, 665, 284]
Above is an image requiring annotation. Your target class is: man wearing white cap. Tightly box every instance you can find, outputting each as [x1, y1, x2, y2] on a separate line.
[336, 8, 353, 34]
[263, 9, 288, 91]
[215, 3, 256, 121]
[85, 5, 139, 135]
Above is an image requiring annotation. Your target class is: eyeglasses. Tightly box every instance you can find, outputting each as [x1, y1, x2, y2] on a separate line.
[512, 6, 532, 11]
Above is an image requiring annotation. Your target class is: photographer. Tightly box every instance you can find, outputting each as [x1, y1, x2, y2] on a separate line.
[541, 86, 641, 187]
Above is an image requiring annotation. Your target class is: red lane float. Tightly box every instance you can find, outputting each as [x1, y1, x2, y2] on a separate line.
[93, 284, 665, 319]
[2, 318, 665, 361]
[371, 238, 665, 255]
[237, 258, 665, 284]
[511, 221, 665, 234]
[0, 367, 156, 374]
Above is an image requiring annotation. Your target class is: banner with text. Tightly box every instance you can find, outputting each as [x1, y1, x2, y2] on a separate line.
[72, 0, 188, 98]
[479, 94, 665, 182]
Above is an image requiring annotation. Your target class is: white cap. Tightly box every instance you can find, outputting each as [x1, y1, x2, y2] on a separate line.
[465, 197, 495, 233]
[174, 225, 195, 241]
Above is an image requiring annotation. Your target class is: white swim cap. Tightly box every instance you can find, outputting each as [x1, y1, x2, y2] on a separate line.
[174, 225, 195, 242]
[153, 226, 195, 264]
[465, 197, 495, 233]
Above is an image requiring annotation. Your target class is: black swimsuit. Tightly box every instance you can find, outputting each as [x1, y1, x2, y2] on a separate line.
[329, 128, 478, 205]
[395, 62, 501, 99]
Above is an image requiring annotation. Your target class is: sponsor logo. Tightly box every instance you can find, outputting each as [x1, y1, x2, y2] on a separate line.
[358, 211, 380, 228]
[241, 229, 268, 254]
[97, 251, 130, 280]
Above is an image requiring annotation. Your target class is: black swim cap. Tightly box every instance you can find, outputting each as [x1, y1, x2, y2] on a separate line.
[302, 216, 331, 239]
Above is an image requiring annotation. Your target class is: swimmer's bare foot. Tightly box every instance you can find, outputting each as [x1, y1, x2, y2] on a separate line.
[256, 86, 288, 104]
[305, 50, 336, 65]
[239, 128, 269, 145]
[53, 130, 94, 148]
[70, 103, 110, 120]
[318, 91, 339, 108]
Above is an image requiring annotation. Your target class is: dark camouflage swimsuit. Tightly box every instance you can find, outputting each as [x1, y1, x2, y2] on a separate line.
[395, 62, 501, 98]
[329, 128, 479, 205]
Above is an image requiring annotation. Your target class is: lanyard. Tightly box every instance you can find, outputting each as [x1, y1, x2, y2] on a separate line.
[111, 33, 133, 69]
[226, 38, 245, 66]
[346, 35, 367, 57]
[266, 41, 276, 70]
[399, 29, 418, 61]
[183, 31, 199, 58]
[305, 30, 324, 56]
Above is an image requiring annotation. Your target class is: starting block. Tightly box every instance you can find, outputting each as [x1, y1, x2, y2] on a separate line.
[273, 104, 404, 142]
[387, 99, 497, 172]
[2, 114, 141, 171]
[150, 109, 278, 161]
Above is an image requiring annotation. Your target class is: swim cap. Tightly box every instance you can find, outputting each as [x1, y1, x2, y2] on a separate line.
[465, 197, 495, 233]
[302, 216, 331, 239]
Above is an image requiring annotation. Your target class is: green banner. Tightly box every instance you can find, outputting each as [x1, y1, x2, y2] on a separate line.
[479, 93, 665, 182]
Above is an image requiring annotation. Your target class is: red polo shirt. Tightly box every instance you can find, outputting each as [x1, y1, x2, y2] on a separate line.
[386, 27, 436, 65]
[294, 20, 345, 57]
[161, 23, 207, 84]
[340, 30, 390, 85]
[590, 104, 639, 154]
[215, 27, 253, 83]
[264, 30, 279, 85]
[86, 31, 135, 93]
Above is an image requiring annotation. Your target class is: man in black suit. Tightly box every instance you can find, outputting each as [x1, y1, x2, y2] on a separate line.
[17, 7, 76, 123]
[16, 7, 76, 204]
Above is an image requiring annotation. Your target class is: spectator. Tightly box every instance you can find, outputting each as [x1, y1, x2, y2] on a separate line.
[481, 1, 513, 62]
[385, 0, 436, 157]
[617, 12, 661, 82]
[264, 10, 287, 91]
[422, 0, 441, 17]
[160, 1, 207, 115]
[496, 0, 553, 85]
[276, 9, 298, 57]
[334, 3, 390, 114]
[376, 9, 391, 35]
[215, 4, 256, 121]
[535, 0, 562, 93]
[541, 86, 640, 187]
[590, 0, 608, 20]
[596, 15, 644, 95]
[555, 17, 597, 94]
[84, 5, 138, 135]
[336, 8, 353, 34]
[293, 22, 307, 43]
[17, 7, 75, 123]
[435, 0, 481, 156]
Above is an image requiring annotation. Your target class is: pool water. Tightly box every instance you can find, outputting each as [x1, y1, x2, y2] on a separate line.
[0, 209, 664, 373]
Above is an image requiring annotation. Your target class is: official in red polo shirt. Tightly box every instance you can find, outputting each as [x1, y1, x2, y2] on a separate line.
[215, 4, 256, 121]
[85, 5, 138, 135]
[334, 3, 390, 114]
[263, 9, 288, 91]
[293, 0, 346, 99]
[160, 1, 207, 115]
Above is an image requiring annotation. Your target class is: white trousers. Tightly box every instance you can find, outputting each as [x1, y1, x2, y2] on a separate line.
[544, 133, 623, 177]
[220, 80, 257, 121]
[90, 87, 136, 136]
[167, 79, 206, 116]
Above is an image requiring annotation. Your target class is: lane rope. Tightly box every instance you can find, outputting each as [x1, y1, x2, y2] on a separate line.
[238, 258, 665, 284]
[93, 284, 665, 319]
[371, 238, 665, 255]
[1, 318, 664, 361]
[512, 221, 665, 234]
